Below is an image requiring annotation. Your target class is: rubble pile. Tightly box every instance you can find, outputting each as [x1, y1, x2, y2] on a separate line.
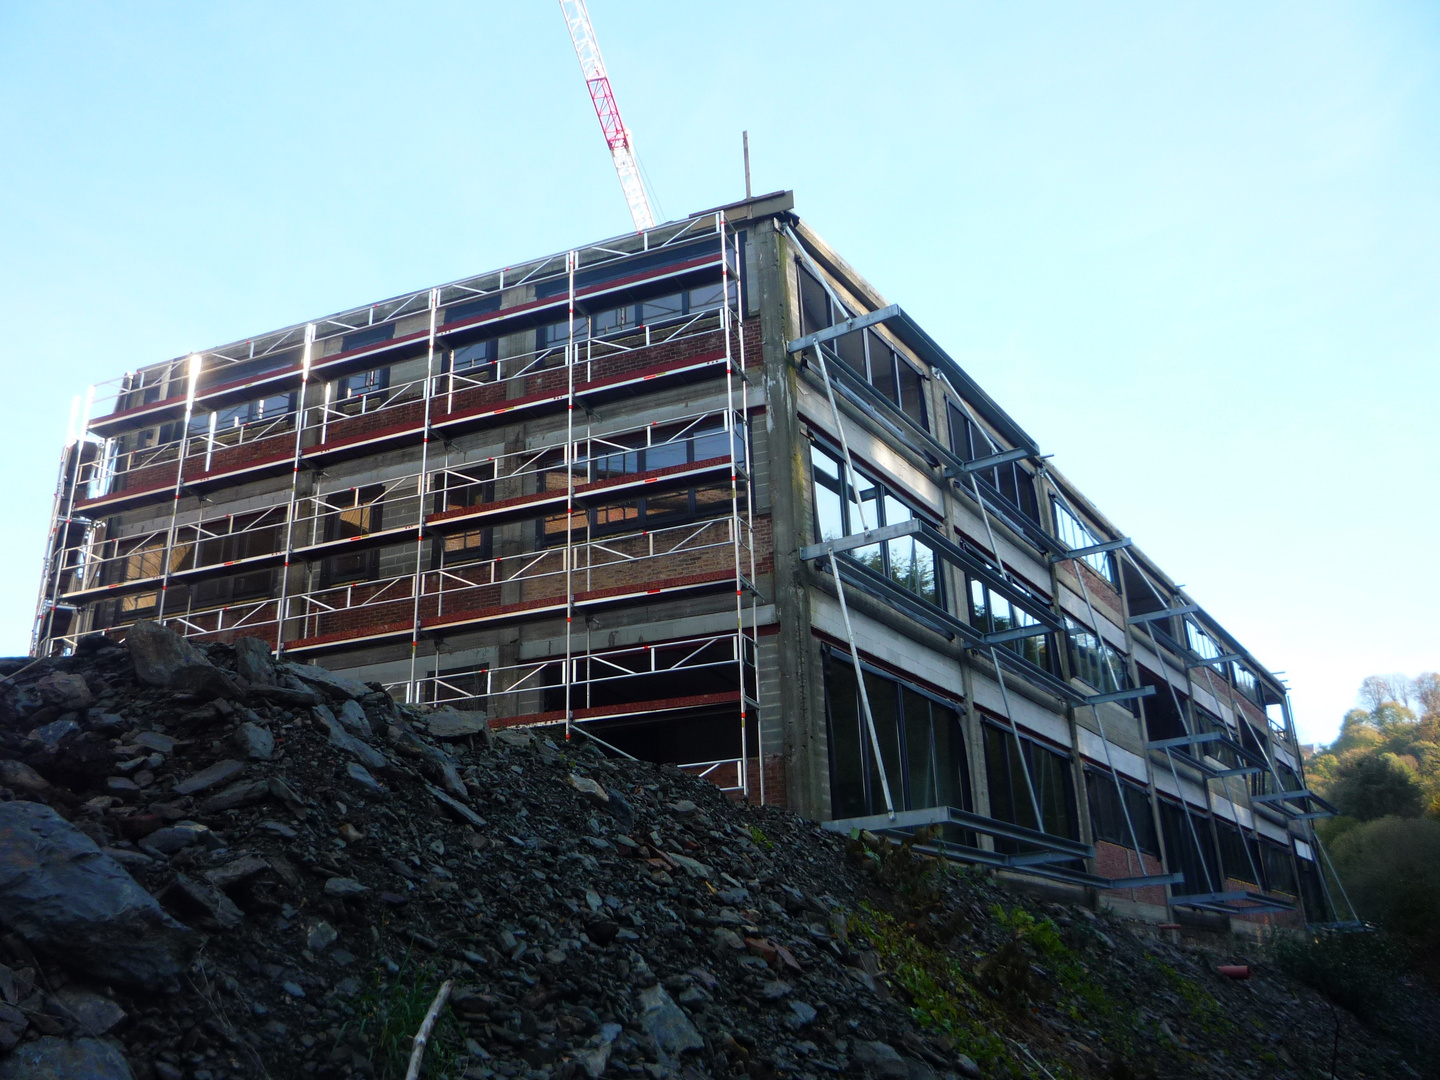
[0, 622, 1434, 1080]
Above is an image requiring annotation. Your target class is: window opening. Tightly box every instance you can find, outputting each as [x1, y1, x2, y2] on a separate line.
[983, 723, 1079, 852]
[1085, 769, 1158, 854]
[823, 649, 969, 820]
[1052, 500, 1116, 584]
[808, 443, 940, 607]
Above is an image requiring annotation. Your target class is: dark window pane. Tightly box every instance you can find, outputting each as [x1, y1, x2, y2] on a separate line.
[836, 331, 866, 377]
[641, 293, 684, 324]
[825, 655, 866, 818]
[870, 342, 898, 405]
[903, 690, 936, 810]
[864, 673, 903, 814]
[799, 269, 830, 336]
[898, 362, 927, 431]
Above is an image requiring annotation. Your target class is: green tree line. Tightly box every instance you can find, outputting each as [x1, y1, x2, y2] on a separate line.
[1306, 672, 1440, 964]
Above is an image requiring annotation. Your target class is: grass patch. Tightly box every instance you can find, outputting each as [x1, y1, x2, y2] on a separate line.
[346, 958, 462, 1079]
[745, 824, 775, 851]
[850, 904, 1011, 1070]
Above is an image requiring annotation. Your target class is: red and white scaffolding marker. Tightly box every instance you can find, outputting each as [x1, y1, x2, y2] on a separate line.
[558, 0, 656, 233]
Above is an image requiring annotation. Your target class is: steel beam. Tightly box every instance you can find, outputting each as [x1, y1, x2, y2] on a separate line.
[1049, 537, 1132, 564]
[1187, 652, 1244, 669]
[1147, 732, 1223, 750]
[951, 447, 1031, 475]
[1084, 685, 1156, 706]
[1128, 604, 1199, 625]
[984, 623, 1051, 646]
[786, 304, 902, 354]
[799, 519, 922, 562]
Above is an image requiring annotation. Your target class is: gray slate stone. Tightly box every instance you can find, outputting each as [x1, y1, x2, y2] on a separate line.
[31, 718, 80, 748]
[159, 874, 244, 929]
[636, 983, 703, 1055]
[344, 762, 385, 794]
[0, 1036, 133, 1080]
[125, 619, 238, 698]
[426, 709, 488, 740]
[0, 801, 193, 991]
[306, 919, 338, 951]
[336, 699, 371, 737]
[0, 1001, 24, 1052]
[204, 854, 270, 891]
[199, 778, 273, 813]
[52, 987, 126, 1035]
[427, 784, 486, 828]
[853, 1041, 908, 1079]
[138, 823, 209, 857]
[323, 876, 368, 898]
[34, 672, 92, 710]
[0, 759, 51, 794]
[315, 711, 387, 770]
[173, 758, 244, 795]
[130, 731, 176, 754]
[232, 635, 276, 686]
[231, 722, 274, 761]
[282, 661, 369, 701]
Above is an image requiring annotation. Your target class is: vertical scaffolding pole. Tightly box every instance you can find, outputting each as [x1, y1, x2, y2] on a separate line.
[720, 214, 750, 796]
[37, 388, 98, 654]
[564, 252, 578, 740]
[275, 325, 316, 657]
[32, 402, 78, 655]
[155, 357, 203, 625]
[734, 223, 763, 805]
[407, 292, 442, 699]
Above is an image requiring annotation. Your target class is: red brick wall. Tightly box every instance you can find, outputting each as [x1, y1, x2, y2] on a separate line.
[1095, 840, 1168, 907]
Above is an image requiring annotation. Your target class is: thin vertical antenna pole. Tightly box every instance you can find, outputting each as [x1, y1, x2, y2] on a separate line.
[742, 132, 751, 198]
[564, 251, 577, 741]
[275, 325, 316, 657]
[408, 291, 441, 701]
[156, 356, 203, 626]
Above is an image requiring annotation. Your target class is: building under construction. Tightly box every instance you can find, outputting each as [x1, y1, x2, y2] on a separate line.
[33, 192, 1345, 929]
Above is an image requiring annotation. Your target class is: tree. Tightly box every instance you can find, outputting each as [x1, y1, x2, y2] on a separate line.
[1359, 673, 1412, 711]
[1370, 701, 1417, 732]
[1330, 753, 1423, 821]
[1329, 816, 1440, 955]
[1413, 672, 1440, 720]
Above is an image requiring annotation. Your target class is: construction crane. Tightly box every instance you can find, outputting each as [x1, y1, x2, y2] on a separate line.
[557, 0, 656, 232]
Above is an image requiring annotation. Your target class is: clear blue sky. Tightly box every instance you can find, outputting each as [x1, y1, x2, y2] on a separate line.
[1, 2, 1435, 744]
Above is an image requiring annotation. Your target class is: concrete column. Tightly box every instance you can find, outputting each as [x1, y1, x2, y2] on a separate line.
[760, 222, 828, 820]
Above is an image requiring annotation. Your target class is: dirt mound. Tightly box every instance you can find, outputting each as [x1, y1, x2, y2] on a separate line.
[0, 624, 1432, 1080]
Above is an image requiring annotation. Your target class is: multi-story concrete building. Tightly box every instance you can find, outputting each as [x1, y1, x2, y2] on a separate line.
[33, 191, 1339, 929]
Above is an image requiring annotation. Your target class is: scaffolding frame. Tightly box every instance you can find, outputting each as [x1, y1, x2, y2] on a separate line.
[37, 210, 761, 803]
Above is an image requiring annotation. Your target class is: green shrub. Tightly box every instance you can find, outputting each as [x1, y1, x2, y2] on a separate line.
[1328, 815, 1440, 955]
